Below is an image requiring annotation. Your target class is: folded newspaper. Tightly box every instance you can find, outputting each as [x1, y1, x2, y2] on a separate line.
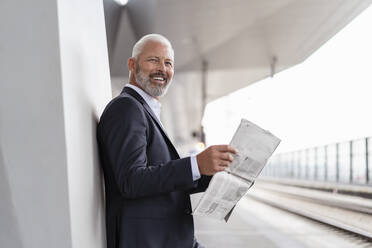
[193, 119, 281, 222]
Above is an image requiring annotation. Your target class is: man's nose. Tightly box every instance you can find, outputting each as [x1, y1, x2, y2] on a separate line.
[157, 61, 166, 72]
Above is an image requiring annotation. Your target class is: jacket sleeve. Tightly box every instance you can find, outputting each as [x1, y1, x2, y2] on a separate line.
[189, 175, 212, 194]
[98, 97, 195, 199]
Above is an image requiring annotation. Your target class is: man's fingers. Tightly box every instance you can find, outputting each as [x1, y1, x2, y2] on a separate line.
[216, 165, 227, 172]
[198, 145, 238, 176]
[218, 160, 230, 167]
[214, 145, 238, 154]
[219, 152, 233, 162]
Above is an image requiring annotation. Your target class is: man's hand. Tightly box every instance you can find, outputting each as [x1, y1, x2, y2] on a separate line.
[196, 145, 238, 176]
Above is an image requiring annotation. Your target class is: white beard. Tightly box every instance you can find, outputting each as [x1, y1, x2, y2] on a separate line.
[135, 68, 171, 98]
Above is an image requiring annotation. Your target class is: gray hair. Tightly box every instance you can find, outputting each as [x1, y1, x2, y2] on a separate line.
[132, 34, 174, 59]
[129, 34, 174, 78]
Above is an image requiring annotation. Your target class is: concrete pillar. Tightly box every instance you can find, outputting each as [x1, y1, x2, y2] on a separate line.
[0, 0, 112, 247]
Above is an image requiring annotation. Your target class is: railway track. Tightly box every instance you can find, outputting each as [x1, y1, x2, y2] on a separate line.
[248, 181, 372, 243]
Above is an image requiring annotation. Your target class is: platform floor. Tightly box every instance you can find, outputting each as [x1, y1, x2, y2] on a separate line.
[193, 196, 372, 248]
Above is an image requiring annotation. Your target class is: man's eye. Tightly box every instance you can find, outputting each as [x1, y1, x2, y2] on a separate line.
[149, 58, 157, 62]
[166, 62, 173, 67]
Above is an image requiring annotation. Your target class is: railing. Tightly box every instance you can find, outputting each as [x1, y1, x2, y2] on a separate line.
[263, 137, 372, 185]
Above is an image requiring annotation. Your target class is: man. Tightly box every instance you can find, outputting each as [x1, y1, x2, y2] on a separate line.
[97, 34, 237, 248]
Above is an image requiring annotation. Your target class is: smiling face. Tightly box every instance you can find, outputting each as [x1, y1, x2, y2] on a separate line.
[128, 40, 174, 99]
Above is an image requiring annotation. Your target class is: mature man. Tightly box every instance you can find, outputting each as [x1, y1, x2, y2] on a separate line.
[97, 34, 237, 248]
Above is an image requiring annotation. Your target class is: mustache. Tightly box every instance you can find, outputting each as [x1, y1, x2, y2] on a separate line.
[150, 72, 168, 79]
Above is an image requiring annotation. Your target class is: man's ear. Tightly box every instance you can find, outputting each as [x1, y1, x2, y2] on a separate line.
[128, 57, 136, 74]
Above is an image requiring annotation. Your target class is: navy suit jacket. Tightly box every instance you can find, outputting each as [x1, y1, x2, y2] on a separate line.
[97, 87, 211, 248]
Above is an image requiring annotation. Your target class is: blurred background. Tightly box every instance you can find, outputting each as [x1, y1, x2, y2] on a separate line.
[1, 0, 372, 247]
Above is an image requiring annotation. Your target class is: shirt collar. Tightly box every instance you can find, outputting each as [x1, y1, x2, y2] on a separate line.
[125, 83, 162, 120]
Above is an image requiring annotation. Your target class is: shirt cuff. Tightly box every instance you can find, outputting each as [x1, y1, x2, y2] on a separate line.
[190, 155, 201, 181]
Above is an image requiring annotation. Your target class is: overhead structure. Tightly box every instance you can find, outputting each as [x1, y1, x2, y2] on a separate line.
[103, 0, 372, 153]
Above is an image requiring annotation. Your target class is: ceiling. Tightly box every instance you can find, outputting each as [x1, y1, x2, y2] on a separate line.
[103, 0, 372, 154]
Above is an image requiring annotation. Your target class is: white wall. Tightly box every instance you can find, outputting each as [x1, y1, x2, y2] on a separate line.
[0, 1, 72, 247]
[0, 0, 112, 247]
[57, 0, 112, 247]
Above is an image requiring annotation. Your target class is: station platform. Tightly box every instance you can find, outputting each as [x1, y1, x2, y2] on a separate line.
[192, 184, 372, 248]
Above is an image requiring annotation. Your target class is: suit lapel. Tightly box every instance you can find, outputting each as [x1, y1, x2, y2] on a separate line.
[122, 87, 180, 158]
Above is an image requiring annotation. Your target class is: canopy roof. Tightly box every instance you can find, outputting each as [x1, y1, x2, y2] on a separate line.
[103, 0, 371, 153]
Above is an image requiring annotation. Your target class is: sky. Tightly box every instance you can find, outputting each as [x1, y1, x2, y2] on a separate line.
[203, 5, 372, 153]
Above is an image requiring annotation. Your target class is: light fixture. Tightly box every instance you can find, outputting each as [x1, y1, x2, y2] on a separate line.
[114, 0, 129, 6]
[196, 142, 206, 151]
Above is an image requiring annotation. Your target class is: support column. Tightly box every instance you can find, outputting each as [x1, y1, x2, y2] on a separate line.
[0, 0, 112, 247]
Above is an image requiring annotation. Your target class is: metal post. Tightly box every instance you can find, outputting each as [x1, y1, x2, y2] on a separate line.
[336, 143, 340, 182]
[324, 145, 328, 181]
[297, 150, 301, 179]
[314, 147, 318, 180]
[291, 152, 294, 178]
[305, 149, 309, 180]
[284, 153, 287, 177]
[200, 60, 207, 143]
[276, 154, 280, 177]
[366, 137, 369, 184]
[349, 140, 353, 184]
[286, 153, 289, 177]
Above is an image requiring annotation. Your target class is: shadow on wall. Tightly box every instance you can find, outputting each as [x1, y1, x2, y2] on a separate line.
[92, 111, 107, 242]
[0, 143, 23, 247]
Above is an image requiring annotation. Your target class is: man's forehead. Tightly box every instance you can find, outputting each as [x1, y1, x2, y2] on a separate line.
[141, 41, 174, 60]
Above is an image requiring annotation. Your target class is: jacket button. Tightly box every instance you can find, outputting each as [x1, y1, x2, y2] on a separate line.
[184, 209, 192, 215]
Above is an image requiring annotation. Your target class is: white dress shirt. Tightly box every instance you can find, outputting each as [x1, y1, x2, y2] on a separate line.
[125, 84, 201, 181]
